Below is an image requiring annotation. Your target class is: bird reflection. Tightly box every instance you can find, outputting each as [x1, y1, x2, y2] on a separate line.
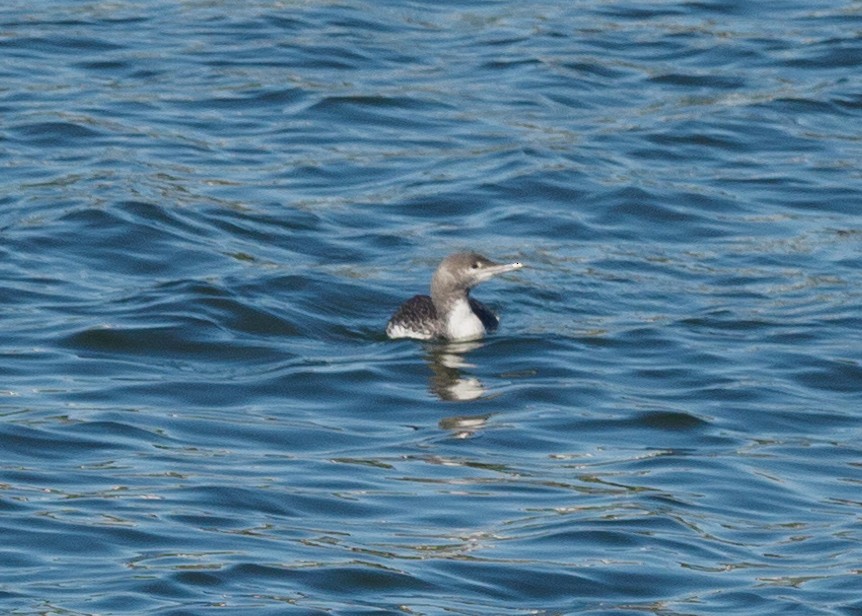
[426, 341, 486, 401]
[422, 341, 497, 437]
[438, 413, 492, 439]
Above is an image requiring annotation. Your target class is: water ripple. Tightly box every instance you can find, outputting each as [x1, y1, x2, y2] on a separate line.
[2, 0, 862, 614]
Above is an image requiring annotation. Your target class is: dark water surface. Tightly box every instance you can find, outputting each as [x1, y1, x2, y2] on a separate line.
[2, 1, 862, 614]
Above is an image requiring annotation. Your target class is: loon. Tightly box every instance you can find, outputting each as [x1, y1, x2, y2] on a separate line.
[386, 252, 523, 341]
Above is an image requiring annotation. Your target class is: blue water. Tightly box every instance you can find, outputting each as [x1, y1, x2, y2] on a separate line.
[2, 1, 862, 614]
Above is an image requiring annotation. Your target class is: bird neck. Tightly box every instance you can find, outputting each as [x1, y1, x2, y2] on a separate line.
[431, 282, 465, 316]
[437, 294, 484, 341]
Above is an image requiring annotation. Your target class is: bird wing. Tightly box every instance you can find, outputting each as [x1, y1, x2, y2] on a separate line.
[469, 298, 499, 332]
[386, 295, 440, 339]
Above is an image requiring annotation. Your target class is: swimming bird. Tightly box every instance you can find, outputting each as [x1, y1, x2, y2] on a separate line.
[386, 252, 523, 341]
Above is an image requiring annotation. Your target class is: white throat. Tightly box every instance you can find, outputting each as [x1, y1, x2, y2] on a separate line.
[443, 297, 485, 341]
